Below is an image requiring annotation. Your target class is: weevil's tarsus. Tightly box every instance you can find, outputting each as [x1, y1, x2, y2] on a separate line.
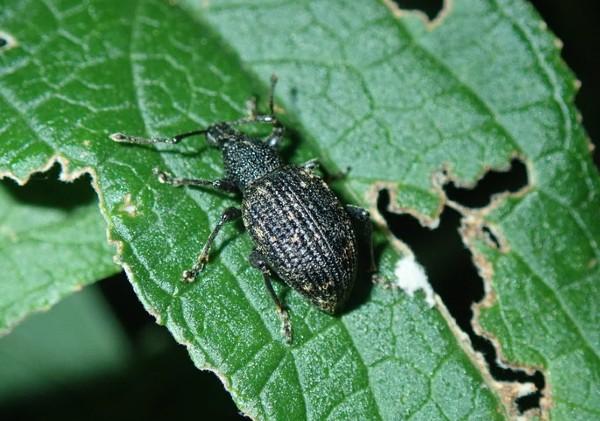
[250, 249, 293, 344]
[183, 207, 242, 283]
[153, 168, 238, 193]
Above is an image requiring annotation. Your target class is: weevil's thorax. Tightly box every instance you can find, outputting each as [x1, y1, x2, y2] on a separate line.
[218, 129, 283, 191]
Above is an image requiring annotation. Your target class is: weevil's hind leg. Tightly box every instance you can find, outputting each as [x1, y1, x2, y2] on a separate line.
[153, 168, 238, 194]
[109, 129, 206, 145]
[346, 205, 377, 275]
[183, 207, 241, 282]
[249, 249, 292, 343]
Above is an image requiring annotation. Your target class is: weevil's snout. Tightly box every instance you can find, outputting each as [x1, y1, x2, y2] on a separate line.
[205, 123, 236, 148]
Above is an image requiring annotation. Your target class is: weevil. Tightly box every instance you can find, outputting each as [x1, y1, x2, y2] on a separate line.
[110, 76, 377, 343]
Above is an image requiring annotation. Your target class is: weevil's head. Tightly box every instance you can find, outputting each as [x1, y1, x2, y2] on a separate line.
[205, 122, 237, 147]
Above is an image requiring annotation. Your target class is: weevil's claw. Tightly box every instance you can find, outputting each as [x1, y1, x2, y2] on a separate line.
[153, 167, 169, 183]
[154, 168, 182, 186]
[181, 255, 210, 283]
[182, 269, 197, 283]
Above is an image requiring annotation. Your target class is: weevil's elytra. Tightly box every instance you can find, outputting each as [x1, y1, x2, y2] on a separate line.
[111, 75, 377, 343]
[243, 166, 358, 314]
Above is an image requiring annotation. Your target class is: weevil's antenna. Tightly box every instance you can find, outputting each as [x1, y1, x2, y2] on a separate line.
[228, 74, 281, 127]
[109, 129, 207, 145]
[268, 73, 278, 116]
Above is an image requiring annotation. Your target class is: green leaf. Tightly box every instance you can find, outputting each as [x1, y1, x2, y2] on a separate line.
[0, 285, 130, 402]
[0, 168, 118, 334]
[0, 0, 598, 420]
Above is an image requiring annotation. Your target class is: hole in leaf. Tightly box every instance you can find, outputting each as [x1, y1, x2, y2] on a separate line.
[445, 158, 528, 207]
[379, 159, 546, 413]
[482, 225, 501, 249]
[2, 163, 96, 209]
[391, 0, 444, 21]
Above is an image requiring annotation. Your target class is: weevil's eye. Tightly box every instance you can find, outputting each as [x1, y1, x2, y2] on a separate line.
[205, 123, 234, 147]
[205, 129, 219, 147]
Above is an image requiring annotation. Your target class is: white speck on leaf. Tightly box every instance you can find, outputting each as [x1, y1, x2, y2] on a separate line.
[120, 193, 138, 216]
[394, 255, 435, 307]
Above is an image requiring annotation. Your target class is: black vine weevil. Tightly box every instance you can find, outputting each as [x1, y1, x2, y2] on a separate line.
[110, 76, 377, 343]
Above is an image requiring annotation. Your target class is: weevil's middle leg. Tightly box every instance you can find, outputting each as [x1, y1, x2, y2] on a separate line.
[153, 168, 238, 194]
[183, 207, 241, 282]
[249, 249, 292, 343]
[300, 159, 350, 183]
[346, 205, 377, 275]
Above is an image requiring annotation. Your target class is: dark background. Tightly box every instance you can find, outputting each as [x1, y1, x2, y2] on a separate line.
[1, 1, 598, 419]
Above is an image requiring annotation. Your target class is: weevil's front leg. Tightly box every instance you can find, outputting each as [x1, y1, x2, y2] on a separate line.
[229, 75, 285, 148]
[183, 207, 241, 282]
[110, 129, 206, 145]
[346, 205, 377, 275]
[153, 168, 238, 194]
[249, 249, 292, 343]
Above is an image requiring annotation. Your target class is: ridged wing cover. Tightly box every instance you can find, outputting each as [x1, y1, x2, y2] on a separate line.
[242, 167, 357, 313]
